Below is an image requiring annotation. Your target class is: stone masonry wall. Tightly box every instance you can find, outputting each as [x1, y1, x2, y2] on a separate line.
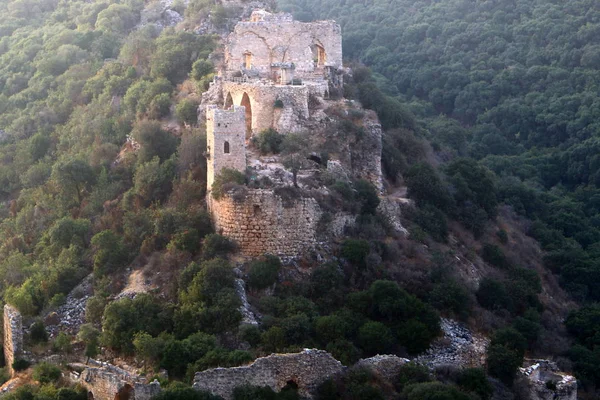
[193, 349, 344, 399]
[79, 363, 161, 400]
[3, 304, 23, 377]
[223, 81, 309, 134]
[208, 188, 321, 257]
[207, 105, 247, 189]
[225, 11, 342, 79]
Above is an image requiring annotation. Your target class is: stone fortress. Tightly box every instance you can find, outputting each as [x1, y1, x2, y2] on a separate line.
[205, 9, 353, 257]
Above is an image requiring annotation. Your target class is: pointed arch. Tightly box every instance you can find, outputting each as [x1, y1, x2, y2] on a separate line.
[224, 141, 230, 153]
[224, 92, 233, 109]
[240, 92, 252, 140]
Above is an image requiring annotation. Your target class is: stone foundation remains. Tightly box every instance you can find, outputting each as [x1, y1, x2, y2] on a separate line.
[3, 304, 23, 377]
[209, 188, 321, 257]
[193, 349, 344, 399]
[78, 361, 161, 400]
[516, 360, 577, 400]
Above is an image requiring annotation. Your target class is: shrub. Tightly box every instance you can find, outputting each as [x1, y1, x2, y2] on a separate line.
[396, 362, 431, 390]
[457, 368, 492, 400]
[12, 358, 30, 372]
[176, 99, 200, 125]
[32, 362, 61, 383]
[253, 129, 284, 154]
[211, 168, 246, 200]
[358, 321, 394, 355]
[340, 239, 370, 269]
[247, 255, 281, 290]
[482, 243, 509, 269]
[202, 234, 236, 259]
[354, 179, 380, 215]
[30, 320, 48, 343]
[53, 332, 72, 354]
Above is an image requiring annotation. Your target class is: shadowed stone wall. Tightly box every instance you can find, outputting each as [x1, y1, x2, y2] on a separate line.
[208, 188, 321, 257]
[193, 349, 343, 399]
[3, 304, 23, 377]
[79, 362, 161, 400]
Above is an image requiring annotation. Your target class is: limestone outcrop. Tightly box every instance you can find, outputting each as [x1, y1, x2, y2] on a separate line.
[355, 355, 409, 382]
[192, 349, 344, 399]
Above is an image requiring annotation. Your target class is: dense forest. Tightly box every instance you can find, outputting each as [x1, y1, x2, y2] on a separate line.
[0, 0, 598, 398]
[278, 0, 600, 395]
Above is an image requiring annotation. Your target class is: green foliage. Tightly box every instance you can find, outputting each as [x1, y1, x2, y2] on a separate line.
[91, 230, 127, 276]
[12, 359, 31, 372]
[481, 243, 509, 269]
[152, 382, 222, 400]
[132, 120, 179, 164]
[457, 368, 492, 400]
[358, 321, 394, 355]
[52, 332, 72, 354]
[211, 168, 246, 200]
[32, 362, 61, 384]
[202, 234, 235, 260]
[395, 362, 431, 391]
[253, 129, 284, 155]
[30, 320, 48, 343]
[340, 239, 370, 269]
[486, 328, 527, 384]
[402, 382, 470, 400]
[101, 294, 172, 353]
[191, 60, 214, 81]
[247, 255, 282, 290]
[176, 99, 200, 126]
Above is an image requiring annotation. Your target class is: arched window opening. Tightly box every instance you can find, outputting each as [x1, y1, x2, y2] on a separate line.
[314, 44, 326, 66]
[224, 141, 230, 154]
[244, 51, 252, 69]
[225, 92, 233, 109]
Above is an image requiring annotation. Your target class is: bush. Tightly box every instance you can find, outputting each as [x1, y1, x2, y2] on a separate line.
[53, 332, 72, 354]
[253, 129, 284, 154]
[202, 234, 236, 259]
[12, 358, 30, 372]
[32, 362, 62, 383]
[30, 320, 48, 343]
[354, 179, 380, 215]
[457, 368, 492, 400]
[358, 321, 394, 355]
[482, 243, 509, 269]
[396, 362, 431, 390]
[341, 239, 370, 269]
[176, 99, 200, 125]
[211, 168, 246, 200]
[247, 255, 281, 290]
[152, 382, 222, 400]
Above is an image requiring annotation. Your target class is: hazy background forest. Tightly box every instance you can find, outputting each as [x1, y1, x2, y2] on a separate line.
[0, 0, 598, 398]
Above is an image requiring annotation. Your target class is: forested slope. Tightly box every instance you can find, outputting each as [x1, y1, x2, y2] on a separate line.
[278, 0, 600, 393]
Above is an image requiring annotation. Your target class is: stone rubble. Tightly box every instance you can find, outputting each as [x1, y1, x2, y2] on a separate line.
[43, 274, 93, 338]
[416, 318, 489, 368]
[517, 360, 577, 400]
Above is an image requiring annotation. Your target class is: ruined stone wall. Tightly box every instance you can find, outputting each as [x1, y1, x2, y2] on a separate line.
[207, 105, 247, 189]
[223, 81, 309, 134]
[208, 188, 321, 257]
[3, 304, 23, 377]
[517, 360, 577, 400]
[79, 364, 161, 400]
[225, 11, 342, 79]
[193, 349, 344, 399]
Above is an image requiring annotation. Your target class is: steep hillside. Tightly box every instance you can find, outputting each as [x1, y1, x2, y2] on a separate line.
[278, 0, 600, 396]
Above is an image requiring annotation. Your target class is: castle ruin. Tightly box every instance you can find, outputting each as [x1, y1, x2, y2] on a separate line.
[205, 9, 348, 257]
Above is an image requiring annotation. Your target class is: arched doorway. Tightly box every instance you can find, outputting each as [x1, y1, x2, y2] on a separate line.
[312, 43, 326, 66]
[240, 92, 252, 140]
[224, 92, 233, 109]
[114, 384, 134, 400]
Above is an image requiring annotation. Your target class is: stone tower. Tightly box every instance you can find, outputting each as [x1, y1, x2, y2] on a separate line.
[206, 105, 247, 192]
